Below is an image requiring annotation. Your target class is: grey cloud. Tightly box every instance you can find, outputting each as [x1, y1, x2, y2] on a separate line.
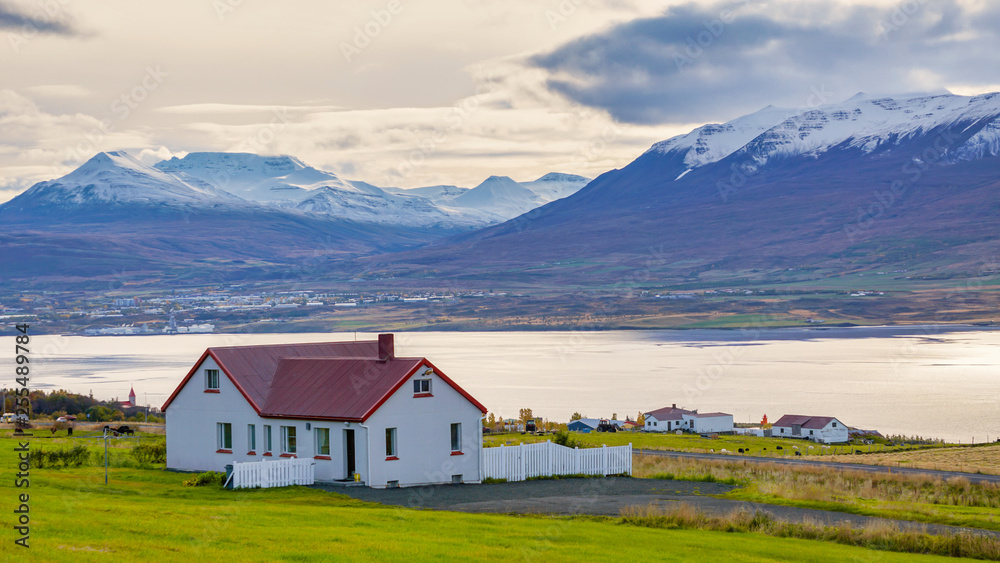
[0, 1, 77, 35]
[529, 1, 1000, 124]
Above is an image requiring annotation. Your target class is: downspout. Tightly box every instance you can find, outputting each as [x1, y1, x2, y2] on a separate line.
[479, 413, 487, 483]
[359, 422, 372, 486]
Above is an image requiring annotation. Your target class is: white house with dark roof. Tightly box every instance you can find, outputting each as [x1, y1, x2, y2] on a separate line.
[771, 415, 848, 444]
[162, 334, 488, 488]
[643, 404, 733, 434]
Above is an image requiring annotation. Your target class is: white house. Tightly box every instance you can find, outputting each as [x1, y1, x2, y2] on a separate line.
[162, 334, 488, 488]
[771, 415, 849, 444]
[643, 404, 734, 434]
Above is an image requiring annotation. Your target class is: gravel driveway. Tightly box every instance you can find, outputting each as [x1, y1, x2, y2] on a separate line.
[314, 477, 1000, 539]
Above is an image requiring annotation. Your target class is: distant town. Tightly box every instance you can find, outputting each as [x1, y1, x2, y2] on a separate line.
[0, 283, 908, 335]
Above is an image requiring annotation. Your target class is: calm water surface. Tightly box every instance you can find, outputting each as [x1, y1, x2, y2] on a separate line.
[11, 327, 1000, 443]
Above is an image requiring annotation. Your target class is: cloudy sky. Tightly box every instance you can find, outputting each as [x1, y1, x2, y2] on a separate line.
[2, 0, 999, 202]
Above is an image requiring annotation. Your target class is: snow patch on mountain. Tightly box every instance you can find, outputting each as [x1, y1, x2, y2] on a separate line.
[647, 105, 795, 168]
[449, 175, 542, 218]
[19, 151, 244, 206]
[648, 92, 1000, 178]
[520, 173, 590, 202]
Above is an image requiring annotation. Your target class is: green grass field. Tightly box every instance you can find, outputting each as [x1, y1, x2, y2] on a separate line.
[0, 432, 965, 562]
[485, 430, 939, 457]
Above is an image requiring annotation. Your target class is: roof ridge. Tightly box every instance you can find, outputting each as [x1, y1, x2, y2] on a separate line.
[207, 340, 376, 350]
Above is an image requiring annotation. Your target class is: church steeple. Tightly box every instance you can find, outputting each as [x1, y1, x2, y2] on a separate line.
[129, 386, 136, 405]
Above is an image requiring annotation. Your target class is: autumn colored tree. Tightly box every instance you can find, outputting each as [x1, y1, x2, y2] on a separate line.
[518, 408, 533, 424]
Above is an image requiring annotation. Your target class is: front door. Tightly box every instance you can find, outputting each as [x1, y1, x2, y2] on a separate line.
[344, 429, 356, 478]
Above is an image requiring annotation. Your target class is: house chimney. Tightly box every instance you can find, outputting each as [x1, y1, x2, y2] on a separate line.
[672, 403, 676, 409]
[378, 333, 394, 361]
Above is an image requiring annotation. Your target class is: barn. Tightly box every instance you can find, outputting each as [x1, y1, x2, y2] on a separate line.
[162, 334, 488, 488]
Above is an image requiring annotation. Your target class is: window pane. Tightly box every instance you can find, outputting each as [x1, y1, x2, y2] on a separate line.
[385, 428, 396, 456]
[413, 380, 420, 393]
[317, 428, 330, 455]
[288, 426, 296, 453]
[451, 423, 461, 451]
[206, 369, 219, 389]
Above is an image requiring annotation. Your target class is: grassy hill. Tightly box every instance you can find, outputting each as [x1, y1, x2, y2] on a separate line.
[1, 432, 979, 561]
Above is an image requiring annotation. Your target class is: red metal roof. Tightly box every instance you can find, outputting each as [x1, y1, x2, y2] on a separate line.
[644, 406, 693, 420]
[161, 338, 487, 419]
[261, 357, 424, 421]
[772, 415, 839, 429]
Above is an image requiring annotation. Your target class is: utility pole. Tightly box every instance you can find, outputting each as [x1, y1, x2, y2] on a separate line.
[104, 426, 109, 485]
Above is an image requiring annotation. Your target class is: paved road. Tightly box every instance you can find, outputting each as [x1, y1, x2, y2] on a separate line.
[318, 477, 1000, 539]
[634, 448, 1000, 484]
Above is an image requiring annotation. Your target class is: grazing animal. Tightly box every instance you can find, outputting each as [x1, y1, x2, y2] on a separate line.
[104, 425, 135, 436]
[720, 448, 729, 454]
[792, 446, 799, 450]
[855, 449, 862, 454]
[738, 448, 744, 453]
[776, 445, 783, 450]
[50, 420, 73, 434]
[795, 451, 802, 456]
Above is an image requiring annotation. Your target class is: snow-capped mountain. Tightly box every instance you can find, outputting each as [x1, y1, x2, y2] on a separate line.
[373, 91, 1000, 286]
[520, 173, 592, 202]
[155, 152, 370, 203]
[7, 151, 244, 209]
[448, 175, 542, 218]
[649, 92, 1000, 179]
[154, 152, 590, 227]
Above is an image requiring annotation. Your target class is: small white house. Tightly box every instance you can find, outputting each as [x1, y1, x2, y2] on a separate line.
[771, 415, 849, 444]
[643, 404, 734, 434]
[162, 334, 488, 488]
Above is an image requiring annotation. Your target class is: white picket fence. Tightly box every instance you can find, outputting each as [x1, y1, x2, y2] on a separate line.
[482, 441, 631, 482]
[226, 457, 315, 489]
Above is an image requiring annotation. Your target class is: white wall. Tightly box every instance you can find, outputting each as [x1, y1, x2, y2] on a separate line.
[166, 359, 483, 487]
[165, 357, 370, 481]
[364, 364, 483, 488]
[644, 415, 687, 433]
[772, 419, 849, 444]
[166, 356, 262, 474]
[690, 415, 734, 434]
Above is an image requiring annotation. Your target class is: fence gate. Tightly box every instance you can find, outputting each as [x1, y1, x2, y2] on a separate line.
[482, 441, 631, 482]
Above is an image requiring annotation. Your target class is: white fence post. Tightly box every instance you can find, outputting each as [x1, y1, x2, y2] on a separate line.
[228, 457, 315, 489]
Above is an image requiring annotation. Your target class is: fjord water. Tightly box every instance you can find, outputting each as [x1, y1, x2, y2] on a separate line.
[18, 327, 1000, 443]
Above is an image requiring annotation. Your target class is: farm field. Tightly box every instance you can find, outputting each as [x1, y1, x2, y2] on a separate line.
[826, 444, 1000, 476]
[633, 454, 1000, 534]
[485, 430, 948, 458]
[0, 432, 969, 562]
